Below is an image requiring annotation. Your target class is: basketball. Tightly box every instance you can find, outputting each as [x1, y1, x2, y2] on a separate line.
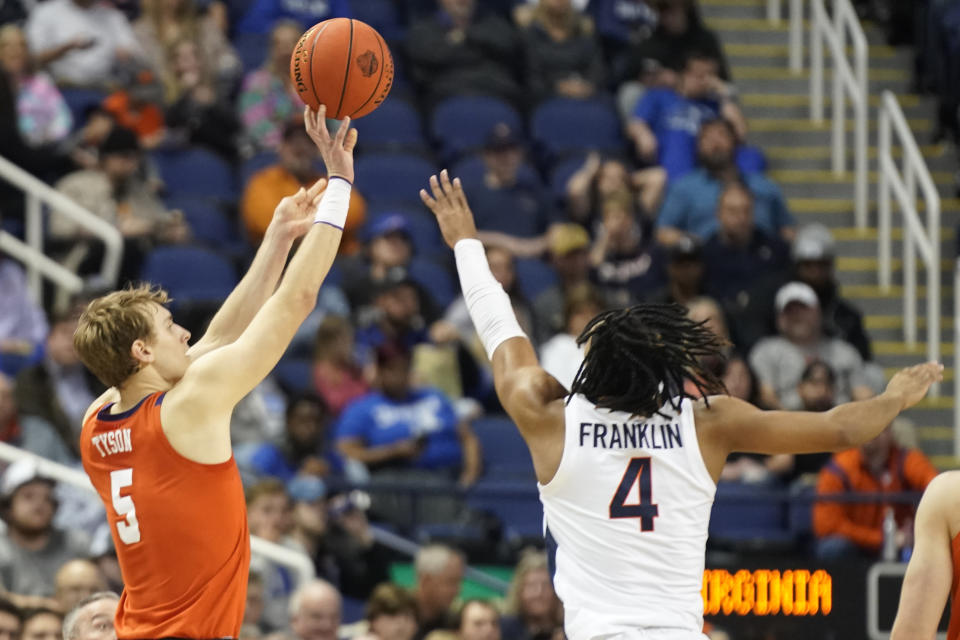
[289, 18, 394, 120]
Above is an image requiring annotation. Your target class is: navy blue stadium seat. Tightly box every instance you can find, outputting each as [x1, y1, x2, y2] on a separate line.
[468, 480, 542, 539]
[708, 483, 793, 547]
[472, 417, 534, 479]
[351, 0, 404, 43]
[549, 153, 589, 204]
[273, 358, 313, 394]
[431, 96, 523, 162]
[60, 88, 107, 127]
[514, 258, 559, 301]
[531, 98, 624, 159]
[341, 596, 366, 624]
[788, 484, 815, 538]
[165, 195, 245, 251]
[140, 245, 238, 304]
[240, 151, 278, 187]
[153, 148, 236, 201]
[356, 99, 426, 153]
[451, 154, 541, 188]
[234, 32, 269, 73]
[407, 256, 455, 309]
[355, 153, 436, 208]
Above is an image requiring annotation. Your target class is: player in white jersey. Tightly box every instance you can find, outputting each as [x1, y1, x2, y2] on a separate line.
[418, 170, 943, 640]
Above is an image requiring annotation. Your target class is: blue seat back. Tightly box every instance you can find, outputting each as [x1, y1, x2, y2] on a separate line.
[514, 258, 559, 301]
[141, 245, 238, 303]
[356, 99, 426, 152]
[431, 96, 523, 162]
[531, 98, 624, 158]
[153, 148, 236, 201]
[355, 153, 436, 209]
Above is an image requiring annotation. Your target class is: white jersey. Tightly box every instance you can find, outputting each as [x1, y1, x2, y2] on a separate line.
[538, 394, 716, 639]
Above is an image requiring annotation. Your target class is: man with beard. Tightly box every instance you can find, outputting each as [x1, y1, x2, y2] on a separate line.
[0, 460, 89, 597]
[656, 118, 794, 246]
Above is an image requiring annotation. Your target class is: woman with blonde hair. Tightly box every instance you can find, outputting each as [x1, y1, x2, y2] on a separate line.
[0, 24, 71, 147]
[501, 550, 563, 640]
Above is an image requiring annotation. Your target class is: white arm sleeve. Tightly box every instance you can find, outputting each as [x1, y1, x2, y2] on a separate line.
[454, 238, 527, 360]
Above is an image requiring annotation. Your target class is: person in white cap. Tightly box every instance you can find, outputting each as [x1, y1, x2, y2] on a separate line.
[0, 460, 89, 597]
[748, 281, 875, 410]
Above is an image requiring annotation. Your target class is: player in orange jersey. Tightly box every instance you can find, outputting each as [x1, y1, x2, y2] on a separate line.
[72, 106, 357, 640]
[891, 470, 960, 639]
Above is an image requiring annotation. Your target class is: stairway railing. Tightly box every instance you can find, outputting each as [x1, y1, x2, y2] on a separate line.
[773, 0, 869, 228]
[877, 90, 941, 392]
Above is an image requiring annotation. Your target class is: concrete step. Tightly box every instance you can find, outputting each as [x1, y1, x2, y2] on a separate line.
[787, 198, 960, 215]
[747, 117, 933, 135]
[742, 94, 923, 109]
[724, 42, 901, 61]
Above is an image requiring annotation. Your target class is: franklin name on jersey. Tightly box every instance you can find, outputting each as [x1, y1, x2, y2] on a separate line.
[578, 421, 684, 450]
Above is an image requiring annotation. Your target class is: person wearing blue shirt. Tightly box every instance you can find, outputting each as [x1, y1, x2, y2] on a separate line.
[627, 51, 748, 182]
[248, 394, 339, 481]
[237, 0, 350, 35]
[656, 118, 795, 246]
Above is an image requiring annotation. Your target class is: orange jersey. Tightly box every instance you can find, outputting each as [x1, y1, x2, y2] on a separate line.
[80, 392, 250, 639]
[949, 532, 960, 640]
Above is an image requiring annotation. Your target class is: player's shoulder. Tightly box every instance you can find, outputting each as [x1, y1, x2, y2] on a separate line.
[922, 471, 960, 502]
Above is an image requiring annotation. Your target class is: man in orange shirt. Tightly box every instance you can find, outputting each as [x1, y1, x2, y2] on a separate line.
[242, 120, 366, 252]
[73, 107, 357, 639]
[813, 423, 938, 559]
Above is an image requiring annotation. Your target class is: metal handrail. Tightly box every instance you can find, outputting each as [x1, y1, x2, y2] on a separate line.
[877, 90, 941, 400]
[0, 440, 316, 588]
[0, 154, 123, 297]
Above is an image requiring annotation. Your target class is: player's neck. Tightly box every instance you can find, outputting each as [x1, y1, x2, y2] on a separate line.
[8, 525, 50, 551]
[115, 369, 173, 412]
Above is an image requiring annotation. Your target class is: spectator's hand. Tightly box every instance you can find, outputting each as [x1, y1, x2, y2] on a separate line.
[157, 210, 191, 244]
[268, 176, 328, 240]
[304, 104, 357, 183]
[457, 469, 478, 489]
[391, 437, 425, 460]
[114, 47, 133, 61]
[300, 456, 330, 477]
[429, 320, 460, 345]
[420, 170, 478, 249]
[446, 28, 466, 45]
[70, 35, 97, 51]
[580, 151, 601, 178]
[556, 77, 594, 99]
[885, 362, 943, 410]
[117, 215, 154, 238]
[191, 84, 216, 105]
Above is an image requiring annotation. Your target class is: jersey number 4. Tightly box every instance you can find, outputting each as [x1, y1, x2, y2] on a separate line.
[110, 469, 141, 544]
[609, 457, 659, 531]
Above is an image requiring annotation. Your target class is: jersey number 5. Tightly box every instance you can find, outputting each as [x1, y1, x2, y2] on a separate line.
[609, 457, 659, 531]
[110, 469, 141, 544]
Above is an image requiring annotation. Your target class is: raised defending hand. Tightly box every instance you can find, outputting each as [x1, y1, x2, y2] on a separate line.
[419, 169, 478, 249]
[304, 105, 357, 183]
[270, 177, 328, 239]
[886, 361, 944, 410]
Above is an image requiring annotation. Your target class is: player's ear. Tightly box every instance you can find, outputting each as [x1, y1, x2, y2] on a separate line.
[130, 339, 154, 365]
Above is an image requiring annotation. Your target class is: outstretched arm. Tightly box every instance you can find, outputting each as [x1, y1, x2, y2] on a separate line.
[891, 472, 957, 640]
[188, 185, 326, 359]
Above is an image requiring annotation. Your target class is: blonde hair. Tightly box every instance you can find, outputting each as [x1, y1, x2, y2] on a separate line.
[504, 549, 561, 621]
[142, 0, 199, 50]
[73, 284, 170, 388]
[162, 36, 212, 104]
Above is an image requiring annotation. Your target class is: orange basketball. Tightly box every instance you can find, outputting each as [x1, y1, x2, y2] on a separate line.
[290, 18, 394, 120]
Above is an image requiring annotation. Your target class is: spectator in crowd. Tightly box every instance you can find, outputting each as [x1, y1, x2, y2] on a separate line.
[21, 608, 61, 640]
[0, 25, 72, 148]
[53, 560, 106, 614]
[701, 180, 790, 303]
[655, 118, 794, 246]
[133, 0, 240, 94]
[25, 0, 141, 88]
[501, 550, 563, 640]
[590, 191, 664, 308]
[0, 374, 18, 443]
[241, 120, 367, 246]
[15, 309, 101, 464]
[243, 572, 266, 634]
[312, 316, 370, 417]
[619, 0, 730, 85]
[627, 51, 747, 182]
[239, 20, 304, 152]
[0, 460, 89, 597]
[289, 580, 341, 640]
[162, 37, 240, 159]
[719, 356, 759, 405]
[648, 236, 706, 305]
[101, 62, 167, 151]
[51, 126, 189, 281]
[62, 592, 118, 640]
[813, 423, 938, 559]
[565, 153, 666, 230]
[518, 0, 605, 102]
[248, 394, 334, 481]
[340, 215, 421, 315]
[412, 545, 464, 639]
[792, 224, 872, 361]
[464, 124, 553, 238]
[363, 583, 419, 640]
[591, 0, 658, 73]
[441, 246, 537, 353]
[237, 0, 348, 34]
[533, 223, 591, 339]
[353, 275, 431, 360]
[540, 283, 603, 389]
[0, 601, 19, 640]
[336, 342, 481, 522]
[246, 479, 296, 630]
[749, 282, 874, 410]
[406, 0, 522, 108]
[457, 600, 500, 640]
[0, 255, 48, 375]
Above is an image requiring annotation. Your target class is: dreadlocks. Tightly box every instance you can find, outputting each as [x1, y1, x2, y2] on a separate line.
[569, 303, 727, 417]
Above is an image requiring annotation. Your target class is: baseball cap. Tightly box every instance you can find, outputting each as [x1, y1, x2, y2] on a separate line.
[484, 122, 522, 151]
[1, 459, 54, 500]
[549, 224, 590, 257]
[792, 224, 835, 262]
[775, 281, 819, 313]
[669, 236, 703, 262]
[99, 126, 140, 156]
[373, 267, 417, 298]
[366, 214, 411, 242]
[287, 476, 327, 503]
